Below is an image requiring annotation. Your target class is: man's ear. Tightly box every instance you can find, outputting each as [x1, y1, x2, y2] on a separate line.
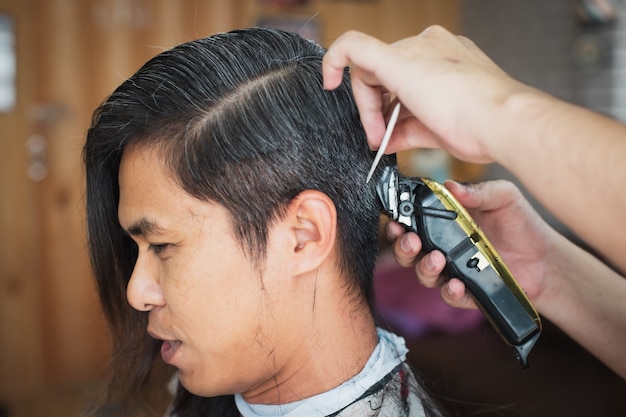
[286, 190, 337, 275]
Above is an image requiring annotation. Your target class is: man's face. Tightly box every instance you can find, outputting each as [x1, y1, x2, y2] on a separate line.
[117, 145, 305, 400]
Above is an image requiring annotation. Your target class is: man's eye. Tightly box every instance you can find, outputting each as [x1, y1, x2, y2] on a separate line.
[149, 243, 170, 255]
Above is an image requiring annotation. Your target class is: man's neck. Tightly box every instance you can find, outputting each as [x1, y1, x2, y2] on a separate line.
[242, 287, 378, 405]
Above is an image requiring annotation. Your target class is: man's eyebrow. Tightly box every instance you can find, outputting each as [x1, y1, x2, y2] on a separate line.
[125, 218, 166, 237]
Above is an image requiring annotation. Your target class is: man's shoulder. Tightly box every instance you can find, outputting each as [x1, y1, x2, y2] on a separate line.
[334, 362, 427, 417]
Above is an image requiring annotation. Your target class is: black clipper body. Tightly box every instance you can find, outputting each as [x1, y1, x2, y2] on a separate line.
[377, 165, 541, 367]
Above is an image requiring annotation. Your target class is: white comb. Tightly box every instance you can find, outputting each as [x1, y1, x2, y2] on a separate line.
[366, 102, 401, 183]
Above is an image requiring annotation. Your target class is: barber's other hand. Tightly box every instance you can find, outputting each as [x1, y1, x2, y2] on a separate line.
[323, 27, 531, 164]
[387, 180, 556, 310]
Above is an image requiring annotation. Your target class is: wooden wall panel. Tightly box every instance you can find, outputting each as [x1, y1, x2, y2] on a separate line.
[0, 0, 45, 399]
[234, 0, 459, 45]
[32, 0, 108, 386]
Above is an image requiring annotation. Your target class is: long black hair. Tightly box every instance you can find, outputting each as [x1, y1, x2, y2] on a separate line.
[84, 27, 396, 416]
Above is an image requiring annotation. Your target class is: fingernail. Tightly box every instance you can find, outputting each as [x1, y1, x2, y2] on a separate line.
[400, 235, 414, 253]
[425, 253, 436, 271]
[445, 283, 455, 297]
[447, 179, 465, 189]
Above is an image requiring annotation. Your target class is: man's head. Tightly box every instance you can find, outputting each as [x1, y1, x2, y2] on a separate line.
[84, 27, 388, 401]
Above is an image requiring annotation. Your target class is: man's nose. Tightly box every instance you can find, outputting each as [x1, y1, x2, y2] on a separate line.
[126, 252, 165, 311]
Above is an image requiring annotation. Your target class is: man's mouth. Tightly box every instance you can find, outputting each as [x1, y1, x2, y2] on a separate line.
[148, 329, 182, 364]
[161, 339, 182, 364]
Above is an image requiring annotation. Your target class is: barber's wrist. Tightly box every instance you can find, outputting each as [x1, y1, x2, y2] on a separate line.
[488, 84, 552, 166]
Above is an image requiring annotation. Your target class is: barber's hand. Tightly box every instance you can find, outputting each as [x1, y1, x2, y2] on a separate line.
[322, 27, 532, 164]
[387, 180, 556, 309]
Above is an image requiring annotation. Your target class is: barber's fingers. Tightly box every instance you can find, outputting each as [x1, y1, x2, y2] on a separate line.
[387, 222, 445, 287]
[386, 221, 444, 277]
[323, 31, 401, 149]
[389, 227, 422, 268]
[323, 30, 456, 154]
[387, 220, 451, 287]
[347, 73, 388, 148]
[383, 113, 443, 153]
[441, 278, 478, 309]
[387, 220, 478, 310]
[323, 31, 396, 90]
[415, 250, 446, 288]
[412, 244, 478, 310]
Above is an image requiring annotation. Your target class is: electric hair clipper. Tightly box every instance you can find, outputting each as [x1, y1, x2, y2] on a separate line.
[376, 164, 542, 367]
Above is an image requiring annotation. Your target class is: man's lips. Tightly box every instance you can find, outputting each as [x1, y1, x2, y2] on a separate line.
[160, 340, 182, 364]
[148, 329, 181, 364]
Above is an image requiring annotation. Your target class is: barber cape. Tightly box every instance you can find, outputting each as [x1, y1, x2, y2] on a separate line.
[235, 329, 428, 417]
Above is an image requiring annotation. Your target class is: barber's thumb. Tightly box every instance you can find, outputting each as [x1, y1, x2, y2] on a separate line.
[443, 180, 472, 203]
